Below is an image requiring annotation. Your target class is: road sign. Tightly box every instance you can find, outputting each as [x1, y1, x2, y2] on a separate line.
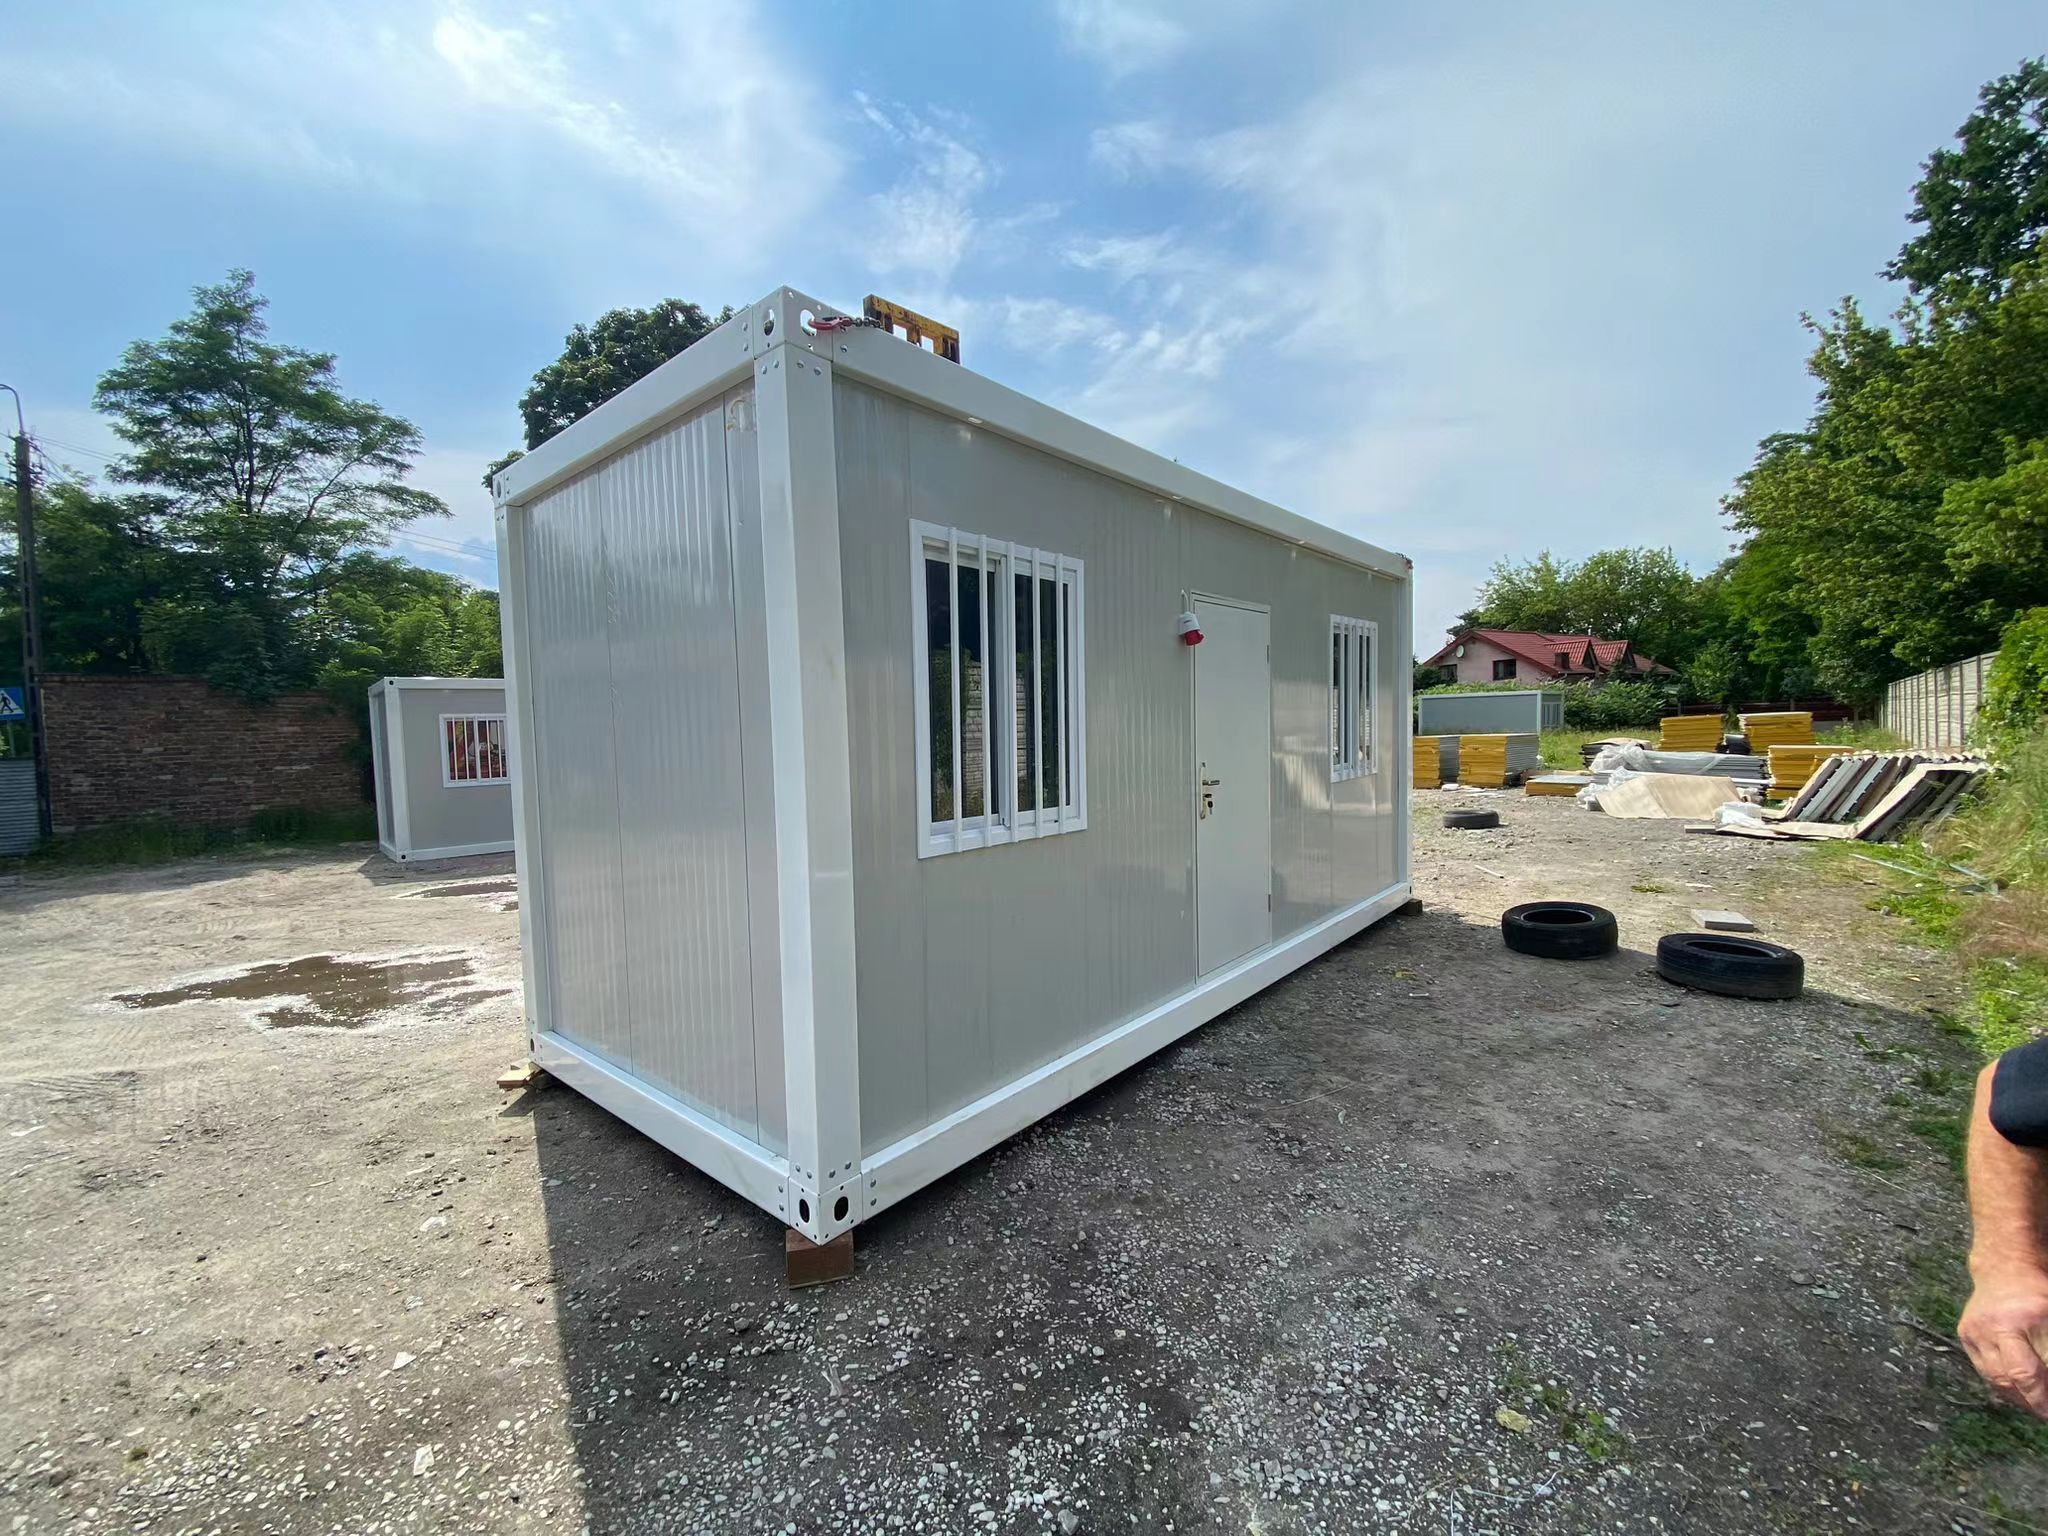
[0, 687, 22, 722]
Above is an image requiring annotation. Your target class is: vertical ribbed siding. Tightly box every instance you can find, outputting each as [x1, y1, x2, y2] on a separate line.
[834, 378, 1406, 1158]
[0, 760, 37, 856]
[607, 406, 764, 1142]
[369, 690, 394, 849]
[1085, 483, 1194, 1031]
[520, 392, 772, 1150]
[525, 472, 632, 1075]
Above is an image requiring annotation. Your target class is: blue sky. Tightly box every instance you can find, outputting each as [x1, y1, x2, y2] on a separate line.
[1, 1, 2040, 648]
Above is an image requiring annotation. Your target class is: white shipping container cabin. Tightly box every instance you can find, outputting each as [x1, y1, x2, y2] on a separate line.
[1416, 689, 1565, 738]
[492, 286, 1415, 1248]
[368, 677, 516, 863]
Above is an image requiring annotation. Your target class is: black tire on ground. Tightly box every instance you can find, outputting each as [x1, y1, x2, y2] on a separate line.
[1500, 901, 1619, 960]
[1655, 932, 1804, 1000]
[1443, 810, 1500, 830]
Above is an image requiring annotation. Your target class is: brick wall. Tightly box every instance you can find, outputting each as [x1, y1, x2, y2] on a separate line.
[42, 674, 366, 834]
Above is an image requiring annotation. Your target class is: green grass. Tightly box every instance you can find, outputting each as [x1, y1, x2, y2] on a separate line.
[1524, 719, 1901, 772]
[1815, 838, 2048, 1057]
[1538, 728, 1643, 771]
[1932, 1405, 2048, 1478]
[1908, 1248, 1968, 1337]
[1816, 720, 1910, 750]
[1807, 738, 2048, 1493]
[17, 804, 376, 869]
[1908, 1109, 1968, 1175]
[1824, 1123, 1908, 1171]
[1494, 1343, 1633, 1464]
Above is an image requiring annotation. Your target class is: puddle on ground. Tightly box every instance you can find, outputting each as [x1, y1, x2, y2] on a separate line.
[408, 879, 517, 899]
[113, 952, 495, 1030]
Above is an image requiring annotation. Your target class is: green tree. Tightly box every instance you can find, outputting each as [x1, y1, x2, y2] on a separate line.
[1980, 606, 2048, 749]
[93, 270, 447, 693]
[1465, 546, 1707, 667]
[1887, 58, 2048, 294]
[0, 475, 168, 677]
[313, 555, 502, 700]
[1461, 551, 1571, 632]
[485, 297, 732, 487]
[1723, 257, 2048, 703]
[1707, 541, 1815, 700]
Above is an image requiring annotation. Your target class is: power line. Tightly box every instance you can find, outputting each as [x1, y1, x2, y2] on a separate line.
[395, 528, 498, 560]
[36, 435, 120, 465]
[20, 433, 497, 566]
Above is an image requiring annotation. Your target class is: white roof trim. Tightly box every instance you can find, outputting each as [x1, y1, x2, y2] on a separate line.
[493, 305, 759, 507]
[493, 285, 1411, 580]
[377, 676, 508, 691]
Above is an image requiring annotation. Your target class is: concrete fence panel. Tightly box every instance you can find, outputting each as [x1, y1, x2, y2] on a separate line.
[1881, 651, 1997, 750]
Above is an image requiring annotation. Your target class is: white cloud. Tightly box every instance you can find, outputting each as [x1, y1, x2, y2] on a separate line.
[1061, 231, 1195, 284]
[22, 405, 501, 583]
[987, 298, 1127, 354]
[1041, 12, 1892, 641]
[1088, 119, 1172, 179]
[1052, 0, 1187, 75]
[0, 1, 838, 268]
[855, 97, 994, 285]
[392, 446, 503, 579]
[427, 5, 835, 230]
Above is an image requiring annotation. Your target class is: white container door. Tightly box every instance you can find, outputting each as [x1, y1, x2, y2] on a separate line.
[1194, 597, 1272, 975]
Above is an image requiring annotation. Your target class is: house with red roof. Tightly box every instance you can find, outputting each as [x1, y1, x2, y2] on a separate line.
[1422, 628, 1676, 688]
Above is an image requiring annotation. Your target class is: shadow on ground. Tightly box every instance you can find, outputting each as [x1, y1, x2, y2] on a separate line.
[528, 900, 2013, 1533]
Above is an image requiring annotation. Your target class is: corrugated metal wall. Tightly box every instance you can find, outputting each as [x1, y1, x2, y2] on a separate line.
[370, 690, 395, 850]
[1416, 690, 1560, 737]
[834, 377, 1404, 1156]
[0, 759, 37, 856]
[1882, 651, 1997, 750]
[518, 390, 785, 1154]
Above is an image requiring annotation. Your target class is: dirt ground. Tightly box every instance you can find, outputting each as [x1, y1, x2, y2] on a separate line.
[0, 792, 2032, 1533]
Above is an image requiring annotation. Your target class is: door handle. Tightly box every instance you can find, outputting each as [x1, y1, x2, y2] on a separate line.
[1201, 776, 1222, 788]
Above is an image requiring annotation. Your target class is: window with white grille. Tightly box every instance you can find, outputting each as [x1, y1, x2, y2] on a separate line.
[911, 521, 1085, 858]
[441, 714, 509, 787]
[1330, 616, 1376, 781]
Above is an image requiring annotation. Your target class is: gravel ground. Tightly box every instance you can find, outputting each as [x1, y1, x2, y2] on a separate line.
[0, 793, 2033, 1533]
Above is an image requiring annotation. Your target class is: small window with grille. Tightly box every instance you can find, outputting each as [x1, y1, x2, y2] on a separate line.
[1330, 616, 1377, 782]
[911, 521, 1085, 858]
[441, 714, 509, 787]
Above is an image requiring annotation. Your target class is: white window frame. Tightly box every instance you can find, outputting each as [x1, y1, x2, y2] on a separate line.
[440, 712, 511, 788]
[909, 520, 1087, 858]
[1330, 616, 1377, 782]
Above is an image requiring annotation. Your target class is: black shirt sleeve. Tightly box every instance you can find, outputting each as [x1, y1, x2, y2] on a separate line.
[1991, 1037, 2048, 1148]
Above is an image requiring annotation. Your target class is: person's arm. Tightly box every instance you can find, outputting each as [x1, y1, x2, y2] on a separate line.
[1960, 1049, 2048, 1418]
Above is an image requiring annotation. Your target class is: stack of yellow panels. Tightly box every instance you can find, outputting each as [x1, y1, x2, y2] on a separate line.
[1413, 735, 1443, 790]
[1460, 734, 1510, 788]
[1658, 714, 1725, 752]
[1742, 711, 1817, 751]
[1526, 773, 1593, 797]
[1768, 742, 1850, 794]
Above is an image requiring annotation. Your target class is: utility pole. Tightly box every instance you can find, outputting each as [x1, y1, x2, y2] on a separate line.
[2, 384, 52, 841]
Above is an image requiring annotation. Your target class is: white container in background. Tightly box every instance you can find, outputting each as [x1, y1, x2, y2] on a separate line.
[368, 677, 515, 863]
